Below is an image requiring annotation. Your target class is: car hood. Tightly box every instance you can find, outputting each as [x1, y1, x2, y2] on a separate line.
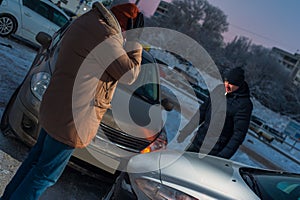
[128, 151, 260, 200]
[101, 86, 163, 139]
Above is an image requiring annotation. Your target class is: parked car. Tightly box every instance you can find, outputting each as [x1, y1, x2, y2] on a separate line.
[249, 115, 266, 134]
[263, 124, 285, 143]
[284, 120, 300, 141]
[0, 23, 173, 175]
[0, 0, 70, 46]
[249, 115, 274, 143]
[104, 151, 300, 200]
[249, 115, 285, 143]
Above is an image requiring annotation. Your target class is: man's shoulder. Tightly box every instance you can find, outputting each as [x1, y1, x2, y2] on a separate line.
[238, 97, 253, 111]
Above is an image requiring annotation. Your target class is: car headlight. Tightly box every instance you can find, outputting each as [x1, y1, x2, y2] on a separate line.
[140, 128, 168, 154]
[135, 178, 198, 200]
[30, 72, 50, 101]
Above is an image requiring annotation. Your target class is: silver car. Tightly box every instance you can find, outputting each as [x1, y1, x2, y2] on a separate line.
[104, 150, 300, 199]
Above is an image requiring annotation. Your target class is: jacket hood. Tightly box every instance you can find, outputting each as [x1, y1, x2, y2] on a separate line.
[111, 3, 140, 31]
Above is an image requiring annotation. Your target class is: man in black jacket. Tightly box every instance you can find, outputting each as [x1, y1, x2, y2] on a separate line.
[180, 67, 253, 159]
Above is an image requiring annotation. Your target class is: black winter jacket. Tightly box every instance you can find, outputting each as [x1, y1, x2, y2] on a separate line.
[188, 82, 253, 158]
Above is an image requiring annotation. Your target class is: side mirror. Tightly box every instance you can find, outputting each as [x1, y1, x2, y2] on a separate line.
[35, 32, 52, 49]
[161, 98, 174, 111]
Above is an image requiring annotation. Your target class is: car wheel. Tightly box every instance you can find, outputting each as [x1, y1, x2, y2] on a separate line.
[0, 14, 18, 37]
[0, 86, 20, 135]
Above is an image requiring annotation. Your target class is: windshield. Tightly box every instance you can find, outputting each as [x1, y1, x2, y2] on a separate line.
[119, 51, 160, 104]
[240, 168, 300, 200]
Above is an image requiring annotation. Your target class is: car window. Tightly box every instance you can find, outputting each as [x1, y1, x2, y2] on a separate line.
[241, 168, 300, 200]
[277, 182, 300, 197]
[120, 53, 159, 104]
[23, 0, 35, 10]
[61, 7, 77, 18]
[50, 21, 71, 49]
[251, 116, 264, 126]
[253, 119, 263, 126]
[51, 8, 69, 27]
[23, 0, 68, 27]
[131, 57, 159, 103]
[23, 0, 50, 19]
[35, 3, 50, 19]
[258, 175, 300, 199]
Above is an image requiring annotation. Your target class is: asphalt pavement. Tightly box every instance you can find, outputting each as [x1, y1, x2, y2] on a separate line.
[0, 130, 113, 199]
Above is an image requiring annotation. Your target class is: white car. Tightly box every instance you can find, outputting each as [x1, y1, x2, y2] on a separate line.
[0, 0, 70, 45]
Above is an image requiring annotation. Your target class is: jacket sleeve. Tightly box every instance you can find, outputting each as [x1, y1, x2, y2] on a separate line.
[93, 35, 143, 85]
[117, 41, 142, 84]
[106, 39, 142, 85]
[217, 100, 253, 159]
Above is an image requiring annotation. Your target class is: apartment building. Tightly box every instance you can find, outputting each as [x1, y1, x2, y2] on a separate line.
[153, 0, 171, 18]
[271, 47, 300, 86]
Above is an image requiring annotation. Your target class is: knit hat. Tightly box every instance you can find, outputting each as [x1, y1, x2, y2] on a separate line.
[111, 3, 141, 31]
[224, 67, 245, 86]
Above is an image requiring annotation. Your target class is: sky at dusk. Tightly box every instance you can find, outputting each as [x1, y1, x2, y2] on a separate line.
[136, 0, 299, 54]
[206, 0, 300, 53]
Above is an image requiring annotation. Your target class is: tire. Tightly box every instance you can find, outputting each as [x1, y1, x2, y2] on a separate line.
[0, 14, 18, 37]
[0, 86, 20, 133]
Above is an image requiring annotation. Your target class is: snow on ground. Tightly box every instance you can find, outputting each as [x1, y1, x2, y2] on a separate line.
[241, 133, 299, 172]
[0, 37, 36, 114]
[251, 98, 290, 132]
[0, 36, 299, 176]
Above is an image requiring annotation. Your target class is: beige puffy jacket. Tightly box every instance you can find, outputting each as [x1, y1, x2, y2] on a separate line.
[39, 5, 142, 148]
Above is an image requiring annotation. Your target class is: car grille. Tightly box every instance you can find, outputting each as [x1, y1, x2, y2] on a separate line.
[98, 123, 153, 153]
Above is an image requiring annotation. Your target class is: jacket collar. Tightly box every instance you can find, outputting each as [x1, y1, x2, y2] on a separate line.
[226, 81, 250, 98]
[93, 2, 122, 34]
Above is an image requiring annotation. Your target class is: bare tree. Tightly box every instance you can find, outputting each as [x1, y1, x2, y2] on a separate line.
[146, 0, 228, 66]
[147, 0, 228, 37]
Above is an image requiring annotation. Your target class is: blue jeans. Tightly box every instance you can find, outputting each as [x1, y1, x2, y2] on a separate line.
[0, 128, 75, 200]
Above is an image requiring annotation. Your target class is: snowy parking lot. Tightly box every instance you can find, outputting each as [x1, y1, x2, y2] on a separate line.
[0, 36, 299, 199]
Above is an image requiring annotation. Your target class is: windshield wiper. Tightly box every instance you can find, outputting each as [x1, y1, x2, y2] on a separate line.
[242, 172, 262, 198]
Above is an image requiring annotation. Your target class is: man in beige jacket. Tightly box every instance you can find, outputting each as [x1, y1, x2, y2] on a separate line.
[1, 3, 144, 200]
